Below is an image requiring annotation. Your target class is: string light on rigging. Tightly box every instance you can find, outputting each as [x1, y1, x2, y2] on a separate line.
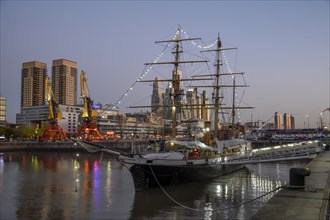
[181, 27, 246, 124]
[180, 28, 217, 49]
[109, 30, 178, 110]
[181, 27, 244, 124]
[223, 51, 243, 123]
[109, 28, 224, 113]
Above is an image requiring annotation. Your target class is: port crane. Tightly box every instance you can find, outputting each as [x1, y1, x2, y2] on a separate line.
[42, 76, 67, 141]
[76, 70, 103, 141]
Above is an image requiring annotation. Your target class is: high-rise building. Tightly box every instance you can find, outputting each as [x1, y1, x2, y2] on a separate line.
[173, 70, 185, 121]
[186, 88, 200, 119]
[283, 113, 292, 129]
[274, 112, 283, 129]
[201, 90, 209, 121]
[21, 61, 47, 108]
[0, 97, 6, 126]
[185, 89, 194, 119]
[163, 83, 173, 120]
[291, 115, 295, 129]
[151, 77, 163, 116]
[173, 69, 183, 89]
[52, 59, 77, 105]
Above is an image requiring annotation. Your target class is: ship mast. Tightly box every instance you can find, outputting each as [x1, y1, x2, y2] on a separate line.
[143, 28, 208, 138]
[231, 77, 236, 127]
[131, 29, 252, 140]
[214, 34, 221, 140]
[172, 30, 181, 138]
[201, 34, 238, 139]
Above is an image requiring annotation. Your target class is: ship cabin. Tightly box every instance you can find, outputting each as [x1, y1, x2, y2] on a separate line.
[165, 139, 219, 160]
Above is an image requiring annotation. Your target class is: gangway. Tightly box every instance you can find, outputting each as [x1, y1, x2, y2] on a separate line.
[222, 140, 326, 165]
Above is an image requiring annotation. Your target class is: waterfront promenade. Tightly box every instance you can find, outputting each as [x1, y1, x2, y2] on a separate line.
[252, 150, 330, 220]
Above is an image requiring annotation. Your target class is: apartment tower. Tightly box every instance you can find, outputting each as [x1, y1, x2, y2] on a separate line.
[274, 112, 283, 129]
[290, 115, 295, 129]
[52, 59, 77, 105]
[21, 61, 47, 108]
[201, 90, 209, 121]
[283, 113, 292, 129]
[151, 77, 163, 117]
[0, 97, 6, 126]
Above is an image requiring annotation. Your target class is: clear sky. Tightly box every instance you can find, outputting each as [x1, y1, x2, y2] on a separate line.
[1, 1, 329, 129]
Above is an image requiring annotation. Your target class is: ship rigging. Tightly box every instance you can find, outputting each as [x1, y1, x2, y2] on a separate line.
[75, 27, 326, 192]
[129, 28, 252, 142]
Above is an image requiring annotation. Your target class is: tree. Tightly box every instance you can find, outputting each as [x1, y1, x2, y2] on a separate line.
[17, 126, 34, 138]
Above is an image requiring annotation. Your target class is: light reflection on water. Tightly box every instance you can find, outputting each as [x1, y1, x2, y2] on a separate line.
[0, 152, 309, 220]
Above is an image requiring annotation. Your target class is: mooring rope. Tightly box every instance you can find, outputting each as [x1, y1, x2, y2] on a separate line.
[149, 164, 284, 212]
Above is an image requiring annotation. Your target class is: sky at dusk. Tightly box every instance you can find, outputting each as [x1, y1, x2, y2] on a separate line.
[0, 1, 329, 129]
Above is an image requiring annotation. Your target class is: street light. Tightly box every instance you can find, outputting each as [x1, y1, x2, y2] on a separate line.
[320, 112, 323, 129]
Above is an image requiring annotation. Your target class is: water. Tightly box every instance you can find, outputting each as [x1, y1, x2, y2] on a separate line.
[0, 151, 309, 220]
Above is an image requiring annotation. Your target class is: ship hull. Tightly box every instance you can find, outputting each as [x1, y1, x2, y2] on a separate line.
[129, 163, 244, 191]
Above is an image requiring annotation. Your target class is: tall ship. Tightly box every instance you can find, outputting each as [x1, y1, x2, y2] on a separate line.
[115, 27, 253, 191]
[76, 27, 326, 192]
[78, 28, 253, 191]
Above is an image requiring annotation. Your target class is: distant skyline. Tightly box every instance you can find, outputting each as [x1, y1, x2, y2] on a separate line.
[1, 1, 329, 128]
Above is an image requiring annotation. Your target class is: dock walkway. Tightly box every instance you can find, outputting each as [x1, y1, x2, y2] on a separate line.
[251, 150, 330, 220]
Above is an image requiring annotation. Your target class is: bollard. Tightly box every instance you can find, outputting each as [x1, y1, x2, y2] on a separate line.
[289, 167, 311, 189]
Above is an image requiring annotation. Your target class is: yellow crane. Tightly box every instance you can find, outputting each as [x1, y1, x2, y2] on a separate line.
[42, 76, 67, 141]
[76, 70, 103, 141]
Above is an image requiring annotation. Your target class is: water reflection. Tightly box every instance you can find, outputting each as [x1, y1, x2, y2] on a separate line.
[0, 152, 134, 220]
[0, 152, 310, 220]
[130, 160, 310, 220]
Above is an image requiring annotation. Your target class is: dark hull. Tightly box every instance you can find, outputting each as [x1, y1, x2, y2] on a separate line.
[130, 163, 244, 191]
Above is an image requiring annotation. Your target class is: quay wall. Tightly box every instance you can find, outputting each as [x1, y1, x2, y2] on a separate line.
[251, 150, 330, 220]
[0, 140, 149, 152]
